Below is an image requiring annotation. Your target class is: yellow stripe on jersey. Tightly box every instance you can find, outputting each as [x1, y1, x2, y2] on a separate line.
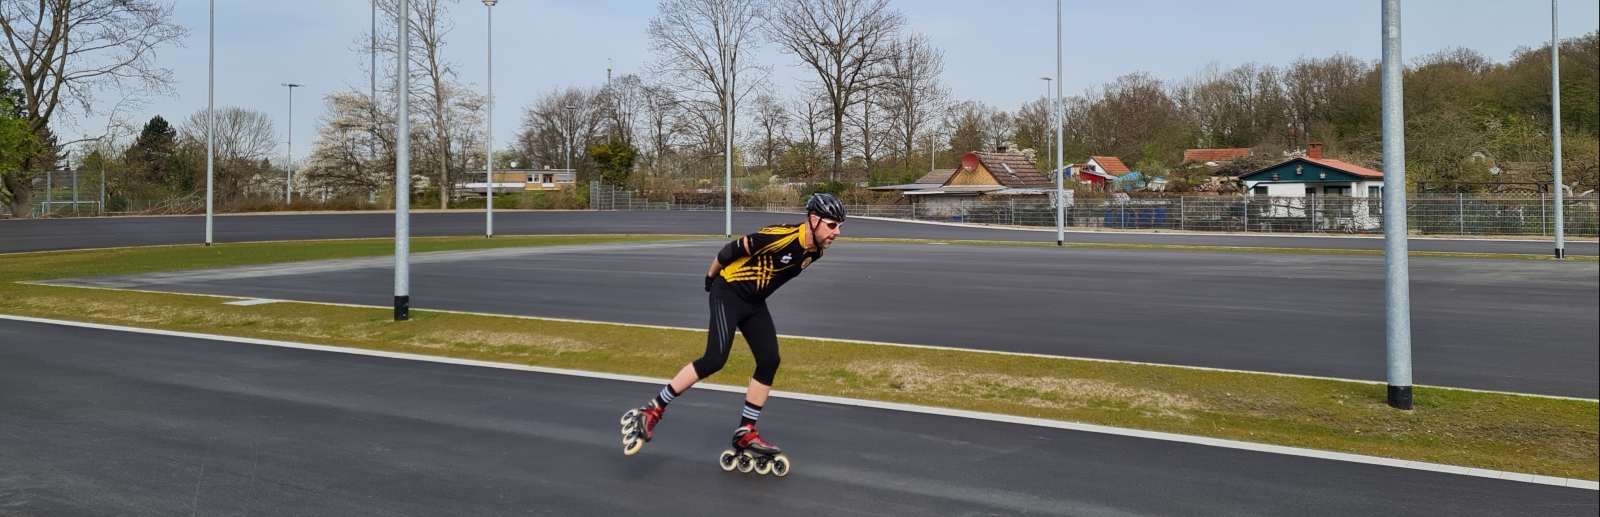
[719, 226, 803, 291]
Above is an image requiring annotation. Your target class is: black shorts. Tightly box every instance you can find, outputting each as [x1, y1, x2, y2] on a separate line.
[691, 280, 781, 386]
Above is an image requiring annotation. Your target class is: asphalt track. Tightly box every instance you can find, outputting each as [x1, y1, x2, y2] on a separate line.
[3, 210, 1595, 256]
[49, 240, 1600, 399]
[1, 318, 1590, 516]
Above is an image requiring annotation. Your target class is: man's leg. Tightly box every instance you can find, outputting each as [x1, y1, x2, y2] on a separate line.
[652, 289, 741, 410]
[738, 308, 781, 427]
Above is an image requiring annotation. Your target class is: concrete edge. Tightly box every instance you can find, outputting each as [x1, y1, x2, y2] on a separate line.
[1, 312, 1594, 491]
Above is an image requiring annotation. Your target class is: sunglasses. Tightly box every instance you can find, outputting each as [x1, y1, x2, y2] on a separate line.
[818, 218, 841, 230]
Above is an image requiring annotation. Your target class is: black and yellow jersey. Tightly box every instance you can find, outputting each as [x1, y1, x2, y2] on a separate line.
[718, 224, 824, 301]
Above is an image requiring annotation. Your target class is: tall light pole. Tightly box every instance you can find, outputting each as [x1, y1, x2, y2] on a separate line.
[1551, 0, 1564, 258]
[281, 83, 303, 203]
[1054, 0, 1065, 246]
[205, 0, 215, 246]
[394, 0, 411, 322]
[483, 0, 497, 238]
[371, 0, 377, 203]
[1380, 0, 1412, 410]
[722, 32, 733, 238]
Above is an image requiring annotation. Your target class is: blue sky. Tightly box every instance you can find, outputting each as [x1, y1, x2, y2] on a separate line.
[62, 0, 1600, 161]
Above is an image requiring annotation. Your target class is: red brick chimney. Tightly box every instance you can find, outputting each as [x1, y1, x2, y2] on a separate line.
[1307, 142, 1323, 160]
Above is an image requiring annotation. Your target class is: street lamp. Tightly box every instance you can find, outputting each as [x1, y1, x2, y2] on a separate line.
[483, 0, 497, 238]
[394, 0, 411, 322]
[206, 0, 215, 245]
[565, 105, 577, 172]
[1054, 0, 1065, 246]
[282, 83, 304, 203]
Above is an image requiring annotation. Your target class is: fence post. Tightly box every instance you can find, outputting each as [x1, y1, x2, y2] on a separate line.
[1458, 193, 1465, 235]
[1178, 196, 1184, 231]
[1310, 194, 1317, 232]
[99, 170, 105, 215]
[72, 168, 79, 215]
[1541, 192, 1547, 236]
[1242, 195, 1249, 232]
[44, 170, 52, 216]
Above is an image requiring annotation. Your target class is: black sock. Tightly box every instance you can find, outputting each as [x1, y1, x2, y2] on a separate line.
[654, 385, 680, 408]
[739, 401, 762, 427]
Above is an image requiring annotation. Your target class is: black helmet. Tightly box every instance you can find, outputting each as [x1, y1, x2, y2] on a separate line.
[806, 193, 846, 222]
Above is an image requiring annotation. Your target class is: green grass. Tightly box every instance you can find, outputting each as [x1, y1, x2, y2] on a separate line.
[1, 236, 1594, 481]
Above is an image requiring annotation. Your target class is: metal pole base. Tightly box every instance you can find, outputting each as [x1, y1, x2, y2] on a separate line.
[1554, 248, 1564, 259]
[1056, 240, 1063, 247]
[394, 295, 410, 321]
[1387, 385, 1413, 410]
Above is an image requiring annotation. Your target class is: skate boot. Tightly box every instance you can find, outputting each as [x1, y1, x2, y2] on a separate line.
[718, 424, 791, 476]
[619, 400, 665, 456]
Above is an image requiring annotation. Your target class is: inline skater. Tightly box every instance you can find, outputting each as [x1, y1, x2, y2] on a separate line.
[619, 193, 846, 476]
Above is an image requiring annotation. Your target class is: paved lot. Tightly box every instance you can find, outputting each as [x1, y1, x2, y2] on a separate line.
[2, 318, 1590, 516]
[3, 210, 1594, 255]
[47, 240, 1600, 398]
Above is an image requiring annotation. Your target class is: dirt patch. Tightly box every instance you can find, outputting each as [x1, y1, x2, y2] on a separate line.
[845, 360, 1204, 416]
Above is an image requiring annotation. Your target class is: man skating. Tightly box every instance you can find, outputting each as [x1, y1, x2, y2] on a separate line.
[620, 194, 846, 475]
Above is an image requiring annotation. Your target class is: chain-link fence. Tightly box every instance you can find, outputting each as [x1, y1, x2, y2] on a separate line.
[0, 169, 216, 219]
[588, 183, 1598, 237]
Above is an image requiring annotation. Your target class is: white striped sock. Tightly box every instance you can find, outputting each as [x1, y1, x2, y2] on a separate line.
[741, 403, 761, 421]
[658, 386, 677, 405]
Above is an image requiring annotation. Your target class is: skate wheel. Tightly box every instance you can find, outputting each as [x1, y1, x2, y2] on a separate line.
[620, 410, 638, 426]
[736, 451, 756, 473]
[623, 435, 644, 456]
[754, 457, 773, 475]
[771, 454, 790, 477]
[718, 449, 739, 472]
[620, 419, 637, 436]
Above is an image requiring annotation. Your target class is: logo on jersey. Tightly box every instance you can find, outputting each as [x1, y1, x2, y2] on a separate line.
[801, 257, 813, 269]
[780, 254, 792, 264]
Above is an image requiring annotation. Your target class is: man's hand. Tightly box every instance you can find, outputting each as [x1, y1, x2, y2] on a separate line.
[705, 275, 715, 292]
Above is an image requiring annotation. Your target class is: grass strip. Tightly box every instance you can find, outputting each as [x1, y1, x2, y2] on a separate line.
[1, 236, 1594, 481]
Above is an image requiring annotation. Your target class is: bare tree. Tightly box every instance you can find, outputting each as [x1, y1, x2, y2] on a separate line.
[374, 0, 469, 208]
[647, 0, 769, 158]
[177, 107, 279, 200]
[1174, 62, 1288, 150]
[880, 33, 947, 175]
[767, 0, 904, 180]
[0, 0, 186, 216]
[512, 87, 604, 177]
[749, 93, 788, 169]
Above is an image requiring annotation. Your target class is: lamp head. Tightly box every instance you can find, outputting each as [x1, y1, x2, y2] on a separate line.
[482, 0, 497, 5]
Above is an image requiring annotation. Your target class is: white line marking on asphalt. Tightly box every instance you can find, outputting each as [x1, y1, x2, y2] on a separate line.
[20, 281, 1598, 404]
[1, 313, 1594, 491]
[222, 299, 280, 306]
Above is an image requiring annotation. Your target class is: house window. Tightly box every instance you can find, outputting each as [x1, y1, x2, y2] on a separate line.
[1305, 187, 1316, 196]
[1324, 186, 1351, 196]
[1367, 186, 1382, 216]
[1252, 186, 1268, 196]
[1368, 186, 1381, 197]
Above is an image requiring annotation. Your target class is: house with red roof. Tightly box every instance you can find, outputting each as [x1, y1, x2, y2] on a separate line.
[1238, 143, 1383, 197]
[900, 150, 1056, 212]
[1182, 148, 1253, 165]
[1238, 143, 1385, 229]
